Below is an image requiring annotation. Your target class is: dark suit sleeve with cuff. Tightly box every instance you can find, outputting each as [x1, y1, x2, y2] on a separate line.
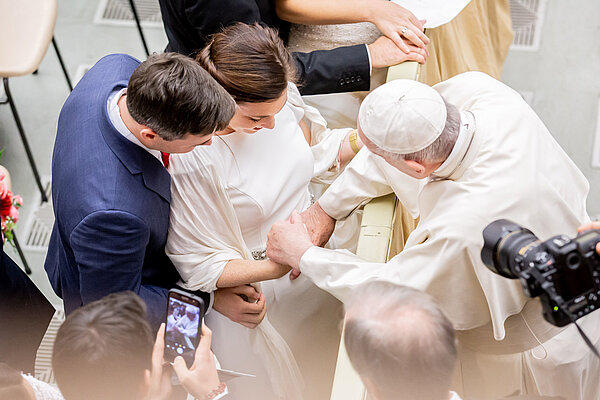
[293, 44, 371, 95]
[161, 0, 372, 95]
[69, 210, 168, 329]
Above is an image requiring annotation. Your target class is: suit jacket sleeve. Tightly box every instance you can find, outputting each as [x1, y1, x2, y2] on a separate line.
[293, 44, 371, 95]
[319, 148, 423, 220]
[70, 210, 168, 328]
[177, 0, 371, 95]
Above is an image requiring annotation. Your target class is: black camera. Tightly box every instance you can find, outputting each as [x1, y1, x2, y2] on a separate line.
[481, 219, 600, 327]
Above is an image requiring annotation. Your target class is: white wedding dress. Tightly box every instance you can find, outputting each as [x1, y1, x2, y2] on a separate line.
[288, 19, 385, 129]
[166, 83, 356, 400]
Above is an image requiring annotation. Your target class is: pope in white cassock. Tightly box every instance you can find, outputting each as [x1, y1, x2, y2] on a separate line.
[267, 72, 600, 400]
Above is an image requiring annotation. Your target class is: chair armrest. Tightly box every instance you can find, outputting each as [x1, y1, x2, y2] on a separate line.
[330, 59, 417, 400]
[330, 194, 397, 400]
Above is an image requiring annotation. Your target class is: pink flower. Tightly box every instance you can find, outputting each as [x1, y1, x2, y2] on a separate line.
[0, 181, 8, 201]
[7, 205, 18, 223]
[13, 195, 23, 207]
[0, 172, 5, 182]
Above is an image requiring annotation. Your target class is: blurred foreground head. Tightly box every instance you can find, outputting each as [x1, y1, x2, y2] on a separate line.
[0, 362, 33, 400]
[53, 292, 154, 400]
[344, 282, 457, 400]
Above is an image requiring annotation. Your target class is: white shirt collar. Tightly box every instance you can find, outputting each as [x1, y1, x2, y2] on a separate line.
[449, 391, 462, 400]
[107, 88, 163, 163]
[431, 111, 476, 180]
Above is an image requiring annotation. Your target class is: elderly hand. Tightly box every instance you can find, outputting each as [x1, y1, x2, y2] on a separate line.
[367, 36, 427, 69]
[173, 323, 223, 400]
[147, 323, 173, 400]
[300, 202, 337, 247]
[213, 285, 266, 329]
[367, 0, 429, 53]
[267, 211, 314, 273]
[578, 222, 600, 254]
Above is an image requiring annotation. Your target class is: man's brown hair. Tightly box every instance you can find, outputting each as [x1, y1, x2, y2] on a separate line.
[126, 52, 235, 140]
[197, 23, 297, 103]
[53, 292, 154, 400]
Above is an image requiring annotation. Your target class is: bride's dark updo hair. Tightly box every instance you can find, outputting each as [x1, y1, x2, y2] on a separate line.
[197, 23, 297, 104]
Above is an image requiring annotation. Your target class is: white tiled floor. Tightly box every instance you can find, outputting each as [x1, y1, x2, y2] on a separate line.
[0, 0, 167, 307]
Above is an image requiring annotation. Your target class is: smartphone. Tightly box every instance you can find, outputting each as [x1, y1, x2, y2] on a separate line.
[164, 288, 205, 366]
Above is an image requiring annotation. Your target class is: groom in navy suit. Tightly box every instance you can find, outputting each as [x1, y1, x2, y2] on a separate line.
[45, 53, 239, 329]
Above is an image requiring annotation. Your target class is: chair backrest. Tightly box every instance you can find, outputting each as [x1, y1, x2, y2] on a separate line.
[329, 61, 420, 400]
[0, 0, 58, 77]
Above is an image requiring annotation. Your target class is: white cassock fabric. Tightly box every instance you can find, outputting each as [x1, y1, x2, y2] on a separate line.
[302, 72, 600, 400]
[175, 315, 199, 338]
[166, 83, 354, 400]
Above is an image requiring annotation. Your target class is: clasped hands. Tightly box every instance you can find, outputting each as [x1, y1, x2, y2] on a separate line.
[367, 1, 430, 68]
[213, 202, 335, 329]
[266, 202, 336, 279]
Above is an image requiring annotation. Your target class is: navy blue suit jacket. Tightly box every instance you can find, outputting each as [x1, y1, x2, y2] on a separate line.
[45, 54, 206, 329]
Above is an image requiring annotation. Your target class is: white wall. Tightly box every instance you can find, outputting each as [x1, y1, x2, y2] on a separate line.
[501, 1, 600, 217]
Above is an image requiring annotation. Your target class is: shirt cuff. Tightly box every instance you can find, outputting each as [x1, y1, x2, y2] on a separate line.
[365, 44, 373, 75]
[299, 246, 321, 273]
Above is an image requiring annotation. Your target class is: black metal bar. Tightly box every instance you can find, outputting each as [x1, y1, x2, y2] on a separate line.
[13, 232, 31, 275]
[127, 0, 150, 57]
[3, 78, 49, 203]
[51, 36, 73, 91]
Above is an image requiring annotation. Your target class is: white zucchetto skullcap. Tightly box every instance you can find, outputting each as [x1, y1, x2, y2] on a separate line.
[186, 305, 197, 314]
[358, 79, 447, 154]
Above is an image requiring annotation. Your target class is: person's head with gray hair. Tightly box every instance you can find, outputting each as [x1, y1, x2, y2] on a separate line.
[344, 282, 457, 400]
[357, 79, 461, 179]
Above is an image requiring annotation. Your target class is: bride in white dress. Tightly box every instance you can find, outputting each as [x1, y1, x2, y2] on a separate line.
[166, 23, 364, 400]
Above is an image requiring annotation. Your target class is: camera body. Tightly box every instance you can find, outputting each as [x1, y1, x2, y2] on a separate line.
[481, 220, 600, 326]
[164, 288, 205, 366]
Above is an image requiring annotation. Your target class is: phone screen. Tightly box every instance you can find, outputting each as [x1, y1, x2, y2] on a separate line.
[164, 290, 204, 365]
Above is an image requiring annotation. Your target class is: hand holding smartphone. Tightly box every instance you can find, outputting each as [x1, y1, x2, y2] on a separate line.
[164, 288, 205, 367]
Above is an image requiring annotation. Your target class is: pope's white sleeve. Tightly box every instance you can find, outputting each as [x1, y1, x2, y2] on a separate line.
[299, 225, 510, 333]
[318, 149, 423, 220]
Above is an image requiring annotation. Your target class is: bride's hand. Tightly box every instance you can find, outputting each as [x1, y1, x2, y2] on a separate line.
[368, 36, 427, 69]
[367, 0, 429, 53]
[213, 286, 267, 329]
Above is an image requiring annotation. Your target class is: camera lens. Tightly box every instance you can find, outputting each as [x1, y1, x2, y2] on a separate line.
[481, 219, 539, 279]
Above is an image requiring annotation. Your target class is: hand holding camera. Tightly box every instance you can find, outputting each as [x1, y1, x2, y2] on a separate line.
[481, 219, 600, 327]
